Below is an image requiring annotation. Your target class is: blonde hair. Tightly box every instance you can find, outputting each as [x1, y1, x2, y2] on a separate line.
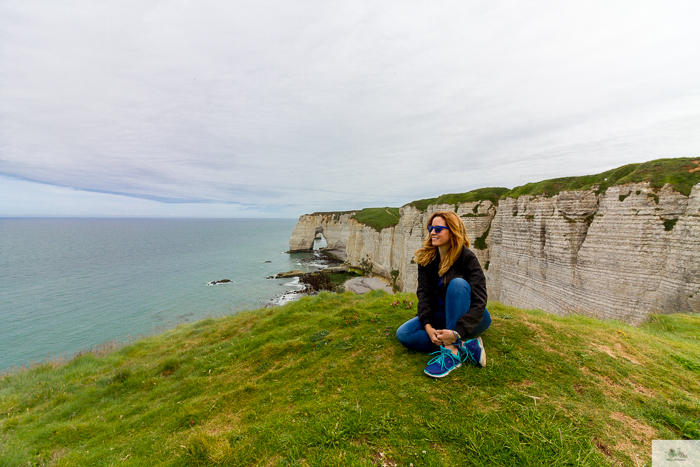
[414, 211, 470, 276]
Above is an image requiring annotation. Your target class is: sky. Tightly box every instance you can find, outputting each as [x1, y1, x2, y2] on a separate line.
[1, 0, 699, 218]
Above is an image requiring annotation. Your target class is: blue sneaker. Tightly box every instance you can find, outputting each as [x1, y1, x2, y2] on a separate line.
[460, 337, 486, 367]
[424, 347, 462, 378]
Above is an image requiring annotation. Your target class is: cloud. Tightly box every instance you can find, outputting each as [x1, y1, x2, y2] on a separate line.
[1, 0, 699, 216]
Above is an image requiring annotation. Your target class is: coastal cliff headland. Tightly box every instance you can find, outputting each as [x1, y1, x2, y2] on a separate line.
[289, 158, 700, 324]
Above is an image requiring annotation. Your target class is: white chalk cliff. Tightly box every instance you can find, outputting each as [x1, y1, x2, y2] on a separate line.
[289, 181, 700, 324]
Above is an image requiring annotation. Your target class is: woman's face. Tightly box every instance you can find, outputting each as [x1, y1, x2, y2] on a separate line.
[430, 216, 451, 248]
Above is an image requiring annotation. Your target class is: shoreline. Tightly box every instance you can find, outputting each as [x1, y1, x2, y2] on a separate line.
[268, 248, 396, 306]
[266, 248, 346, 306]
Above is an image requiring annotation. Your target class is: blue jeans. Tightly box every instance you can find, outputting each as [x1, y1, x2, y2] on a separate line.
[396, 278, 491, 352]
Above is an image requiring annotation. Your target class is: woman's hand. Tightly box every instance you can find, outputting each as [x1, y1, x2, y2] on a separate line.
[424, 324, 442, 346]
[435, 329, 458, 346]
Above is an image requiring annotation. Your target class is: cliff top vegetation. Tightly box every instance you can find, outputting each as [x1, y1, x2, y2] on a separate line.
[307, 207, 402, 232]
[309, 210, 356, 218]
[2, 291, 699, 466]
[407, 187, 510, 212]
[343, 158, 700, 228]
[504, 157, 700, 199]
[350, 207, 401, 232]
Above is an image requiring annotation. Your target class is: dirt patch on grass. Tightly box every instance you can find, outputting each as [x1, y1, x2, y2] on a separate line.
[371, 450, 398, 467]
[201, 410, 244, 436]
[629, 380, 655, 397]
[519, 317, 552, 341]
[594, 438, 615, 461]
[610, 412, 657, 440]
[48, 448, 70, 467]
[593, 435, 638, 466]
[613, 343, 641, 364]
[429, 395, 448, 404]
[593, 344, 617, 359]
[541, 343, 566, 357]
[519, 318, 541, 332]
[593, 342, 642, 365]
[596, 375, 625, 398]
[600, 375, 624, 388]
[265, 456, 282, 467]
[613, 439, 649, 467]
[474, 399, 502, 413]
[510, 379, 534, 388]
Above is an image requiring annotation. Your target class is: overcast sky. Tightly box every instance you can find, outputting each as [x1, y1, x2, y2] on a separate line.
[1, 0, 699, 218]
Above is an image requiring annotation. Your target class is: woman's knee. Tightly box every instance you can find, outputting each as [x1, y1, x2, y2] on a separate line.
[466, 308, 492, 338]
[395, 318, 417, 345]
[396, 318, 434, 351]
[446, 277, 471, 298]
[482, 308, 492, 329]
[395, 326, 407, 345]
[446, 279, 472, 316]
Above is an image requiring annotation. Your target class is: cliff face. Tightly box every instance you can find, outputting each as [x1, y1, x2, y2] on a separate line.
[290, 182, 700, 324]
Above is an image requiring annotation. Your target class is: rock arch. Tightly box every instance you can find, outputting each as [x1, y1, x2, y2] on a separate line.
[313, 228, 328, 250]
[288, 212, 357, 252]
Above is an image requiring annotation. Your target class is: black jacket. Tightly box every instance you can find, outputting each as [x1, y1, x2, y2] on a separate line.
[416, 246, 487, 337]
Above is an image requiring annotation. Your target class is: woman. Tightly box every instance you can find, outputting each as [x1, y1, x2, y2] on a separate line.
[396, 211, 491, 378]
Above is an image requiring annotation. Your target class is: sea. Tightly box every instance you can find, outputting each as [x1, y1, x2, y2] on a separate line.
[0, 218, 328, 372]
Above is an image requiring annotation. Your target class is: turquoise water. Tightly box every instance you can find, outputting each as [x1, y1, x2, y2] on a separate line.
[0, 218, 319, 371]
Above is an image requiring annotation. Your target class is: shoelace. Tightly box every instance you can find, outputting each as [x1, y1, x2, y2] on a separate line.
[427, 346, 461, 370]
[459, 339, 478, 365]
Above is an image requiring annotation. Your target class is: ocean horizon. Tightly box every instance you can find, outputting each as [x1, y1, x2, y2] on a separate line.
[0, 217, 324, 372]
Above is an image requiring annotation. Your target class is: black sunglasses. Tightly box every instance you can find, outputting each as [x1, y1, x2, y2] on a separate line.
[427, 225, 450, 233]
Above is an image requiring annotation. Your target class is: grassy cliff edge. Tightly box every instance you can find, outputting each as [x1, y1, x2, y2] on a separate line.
[343, 158, 700, 231]
[1, 291, 699, 466]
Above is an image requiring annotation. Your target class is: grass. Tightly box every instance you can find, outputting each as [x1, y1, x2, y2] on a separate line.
[350, 207, 402, 232]
[504, 157, 700, 198]
[309, 211, 356, 218]
[2, 292, 699, 466]
[408, 187, 510, 212]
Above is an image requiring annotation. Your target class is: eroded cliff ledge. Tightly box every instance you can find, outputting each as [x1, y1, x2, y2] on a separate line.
[289, 159, 700, 324]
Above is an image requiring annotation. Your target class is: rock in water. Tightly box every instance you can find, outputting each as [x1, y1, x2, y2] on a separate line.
[207, 279, 232, 285]
[275, 270, 305, 278]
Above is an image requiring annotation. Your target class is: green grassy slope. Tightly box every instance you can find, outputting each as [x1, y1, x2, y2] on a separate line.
[2, 292, 699, 466]
[350, 207, 402, 232]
